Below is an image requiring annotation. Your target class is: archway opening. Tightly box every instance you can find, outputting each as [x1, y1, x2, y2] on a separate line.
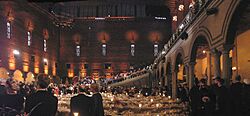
[226, 1, 250, 80]
[190, 36, 210, 81]
[175, 53, 186, 84]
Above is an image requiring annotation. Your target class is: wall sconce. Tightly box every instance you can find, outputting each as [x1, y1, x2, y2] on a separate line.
[232, 67, 237, 71]
[43, 58, 48, 63]
[7, 10, 14, 22]
[13, 49, 20, 55]
[180, 32, 188, 40]
[206, 8, 218, 15]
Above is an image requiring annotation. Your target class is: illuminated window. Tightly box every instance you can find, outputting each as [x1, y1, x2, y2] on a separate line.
[7, 21, 11, 39]
[76, 45, 80, 56]
[44, 39, 47, 52]
[27, 31, 31, 46]
[131, 44, 135, 56]
[154, 44, 158, 56]
[102, 44, 106, 56]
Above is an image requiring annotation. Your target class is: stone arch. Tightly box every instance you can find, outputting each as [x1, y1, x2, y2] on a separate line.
[0, 67, 9, 79]
[224, 1, 250, 80]
[224, 0, 248, 45]
[173, 47, 185, 71]
[13, 70, 24, 82]
[189, 29, 212, 63]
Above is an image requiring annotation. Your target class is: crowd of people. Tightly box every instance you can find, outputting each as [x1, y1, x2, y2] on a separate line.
[0, 74, 105, 116]
[106, 69, 148, 85]
[188, 76, 250, 116]
[1, 71, 250, 116]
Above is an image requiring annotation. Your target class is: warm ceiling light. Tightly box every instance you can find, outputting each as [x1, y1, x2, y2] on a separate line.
[173, 16, 177, 21]
[178, 4, 185, 11]
[13, 50, 20, 55]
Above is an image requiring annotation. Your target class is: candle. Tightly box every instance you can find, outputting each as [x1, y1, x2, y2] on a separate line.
[73, 112, 79, 116]
[168, 96, 171, 99]
[139, 104, 142, 108]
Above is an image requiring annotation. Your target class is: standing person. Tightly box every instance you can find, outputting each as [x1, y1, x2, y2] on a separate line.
[189, 78, 200, 116]
[198, 79, 215, 116]
[91, 83, 104, 116]
[24, 74, 58, 116]
[242, 78, 250, 116]
[0, 79, 6, 95]
[70, 85, 93, 116]
[230, 75, 243, 116]
[214, 78, 230, 116]
[1, 78, 24, 115]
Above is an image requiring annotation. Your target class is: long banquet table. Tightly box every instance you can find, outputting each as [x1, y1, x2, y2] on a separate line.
[57, 93, 189, 116]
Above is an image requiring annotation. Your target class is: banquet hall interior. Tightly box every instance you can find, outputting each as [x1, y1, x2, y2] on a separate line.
[0, 0, 250, 116]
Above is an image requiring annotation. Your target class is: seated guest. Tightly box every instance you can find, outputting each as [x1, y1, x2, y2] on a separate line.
[70, 85, 93, 116]
[242, 78, 250, 116]
[230, 75, 243, 116]
[0, 78, 24, 115]
[25, 74, 58, 116]
[0, 79, 6, 95]
[91, 84, 104, 116]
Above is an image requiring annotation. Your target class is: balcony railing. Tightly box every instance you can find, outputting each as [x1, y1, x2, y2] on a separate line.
[153, 0, 212, 65]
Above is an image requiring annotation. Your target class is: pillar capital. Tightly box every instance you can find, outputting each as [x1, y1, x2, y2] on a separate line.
[188, 62, 196, 66]
[218, 44, 234, 54]
[211, 48, 221, 56]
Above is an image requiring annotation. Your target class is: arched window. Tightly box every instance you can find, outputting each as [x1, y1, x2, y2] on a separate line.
[154, 44, 158, 56]
[76, 45, 81, 56]
[131, 44, 135, 56]
[27, 31, 31, 46]
[44, 39, 47, 52]
[102, 44, 106, 56]
[7, 21, 11, 39]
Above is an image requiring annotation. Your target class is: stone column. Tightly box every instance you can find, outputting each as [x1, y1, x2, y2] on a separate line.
[206, 51, 212, 85]
[172, 70, 177, 98]
[148, 69, 153, 88]
[222, 48, 231, 87]
[212, 49, 221, 77]
[184, 64, 189, 87]
[153, 69, 157, 87]
[188, 62, 196, 89]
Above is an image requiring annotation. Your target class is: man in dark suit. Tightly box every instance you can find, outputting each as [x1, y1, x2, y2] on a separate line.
[230, 75, 243, 116]
[25, 74, 58, 116]
[91, 84, 104, 116]
[70, 85, 93, 116]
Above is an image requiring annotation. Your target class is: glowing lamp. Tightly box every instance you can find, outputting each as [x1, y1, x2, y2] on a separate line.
[13, 50, 20, 55]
